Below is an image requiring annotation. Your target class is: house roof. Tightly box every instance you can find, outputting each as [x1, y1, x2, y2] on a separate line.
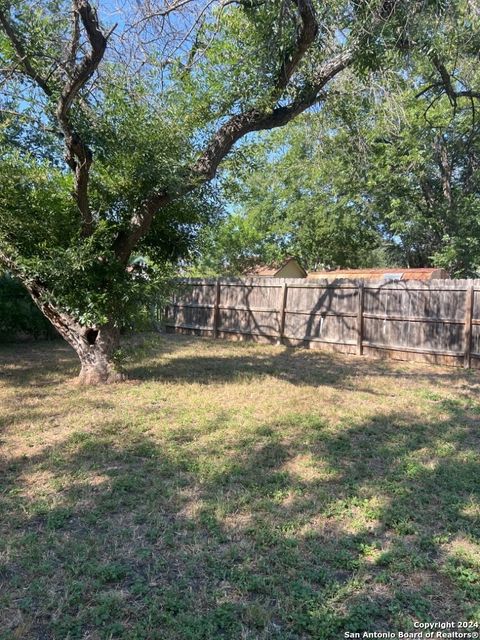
[243, 257, 307, 277]
[245, 264, 279, 276]
[307, 267, 449, 281]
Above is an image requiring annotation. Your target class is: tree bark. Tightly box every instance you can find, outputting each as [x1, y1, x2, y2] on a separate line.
[26, 281, 125, 384]
[57, 321, 125, 385]
[75, 324, 125, 385]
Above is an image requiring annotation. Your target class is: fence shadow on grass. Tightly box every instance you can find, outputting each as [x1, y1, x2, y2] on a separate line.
[128, 334, 477, 393]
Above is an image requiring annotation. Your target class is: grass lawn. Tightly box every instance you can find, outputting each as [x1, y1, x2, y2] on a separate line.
[1, 334, 479, 639]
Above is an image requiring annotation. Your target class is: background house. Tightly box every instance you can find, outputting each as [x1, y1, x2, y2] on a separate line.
[243, 257, 307, 278]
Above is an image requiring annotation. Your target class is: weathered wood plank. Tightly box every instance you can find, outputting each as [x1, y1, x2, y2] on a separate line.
[362, 313, 462, 324]
[213, 280, 221, 338]
[357, 283, 364, 356]
[362, 341, 461, 357]
[464, 285, 474, 368]
[278, 283, 288, 344]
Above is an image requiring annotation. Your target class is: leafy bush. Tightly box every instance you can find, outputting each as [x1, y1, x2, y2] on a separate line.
[0, 274, 57, 341]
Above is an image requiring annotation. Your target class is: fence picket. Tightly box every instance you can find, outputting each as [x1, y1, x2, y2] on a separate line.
[356, 283, 364, 356]
[464, 285, 474, 368]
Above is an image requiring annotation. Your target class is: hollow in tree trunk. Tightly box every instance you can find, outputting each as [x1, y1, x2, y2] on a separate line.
[27, 283, 126, 384]
[75, 324, 125, 385]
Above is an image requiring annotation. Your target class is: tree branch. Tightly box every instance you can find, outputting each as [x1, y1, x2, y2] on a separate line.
[107, 0, 406, 267]
[430, 55, 480, 105]
[431, 55, 457, 107]
[192, 49, 352, 184]
[114, 53, 353, 263]
[0, 248, 95, 347]
[67, 1, 81, 73]
[113, 0, 322, 263]
[434, 133, 453, 208]
[0, 0, 109, 237]
[114, 0, 403, 264]
[0, 9, 52, 95]
[277, 0, 318, 93]
[56, 0, 109, 236]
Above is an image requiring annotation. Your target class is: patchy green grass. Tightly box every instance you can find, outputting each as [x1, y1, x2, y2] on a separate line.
[1, 334, 479, 639]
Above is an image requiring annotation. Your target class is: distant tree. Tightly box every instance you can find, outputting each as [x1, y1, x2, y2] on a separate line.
[0, 0, 456, 382]
[193, 108, 388, 274]
[330, 50, 480, 275]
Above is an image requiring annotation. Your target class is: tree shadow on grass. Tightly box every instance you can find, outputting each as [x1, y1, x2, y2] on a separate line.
[1, 397, 479, 639]
[0, 341, 77, 387]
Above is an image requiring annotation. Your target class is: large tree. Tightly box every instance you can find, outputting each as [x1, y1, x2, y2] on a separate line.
[0, 0, 449, 382]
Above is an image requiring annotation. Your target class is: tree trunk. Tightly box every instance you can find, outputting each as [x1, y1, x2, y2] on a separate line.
[54, 317, 125, 385]
[57, 318, 126, 385]
[75, 324, 125, 385]
[25, 282, 125, 384]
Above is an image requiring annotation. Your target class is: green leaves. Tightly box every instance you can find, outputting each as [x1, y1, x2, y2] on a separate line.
[0, 151, 76, 251]
[193, 13, 480, 278]
[194, 106, 386, 274]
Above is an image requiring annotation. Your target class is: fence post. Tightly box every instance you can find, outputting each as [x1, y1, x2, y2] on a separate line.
[463, 284, 474, 369]
[356, 282, 364, 356]
[213, 279, 221, 338]
[278, 282, 288, 344]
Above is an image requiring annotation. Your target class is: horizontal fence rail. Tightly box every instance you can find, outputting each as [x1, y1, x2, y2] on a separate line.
[165, 277, 480, 369]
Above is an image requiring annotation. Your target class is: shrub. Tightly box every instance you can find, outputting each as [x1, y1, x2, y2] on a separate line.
[0, 274, 58, 341]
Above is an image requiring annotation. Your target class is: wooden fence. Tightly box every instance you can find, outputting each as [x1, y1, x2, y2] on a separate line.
[165, 277, 480, 368]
